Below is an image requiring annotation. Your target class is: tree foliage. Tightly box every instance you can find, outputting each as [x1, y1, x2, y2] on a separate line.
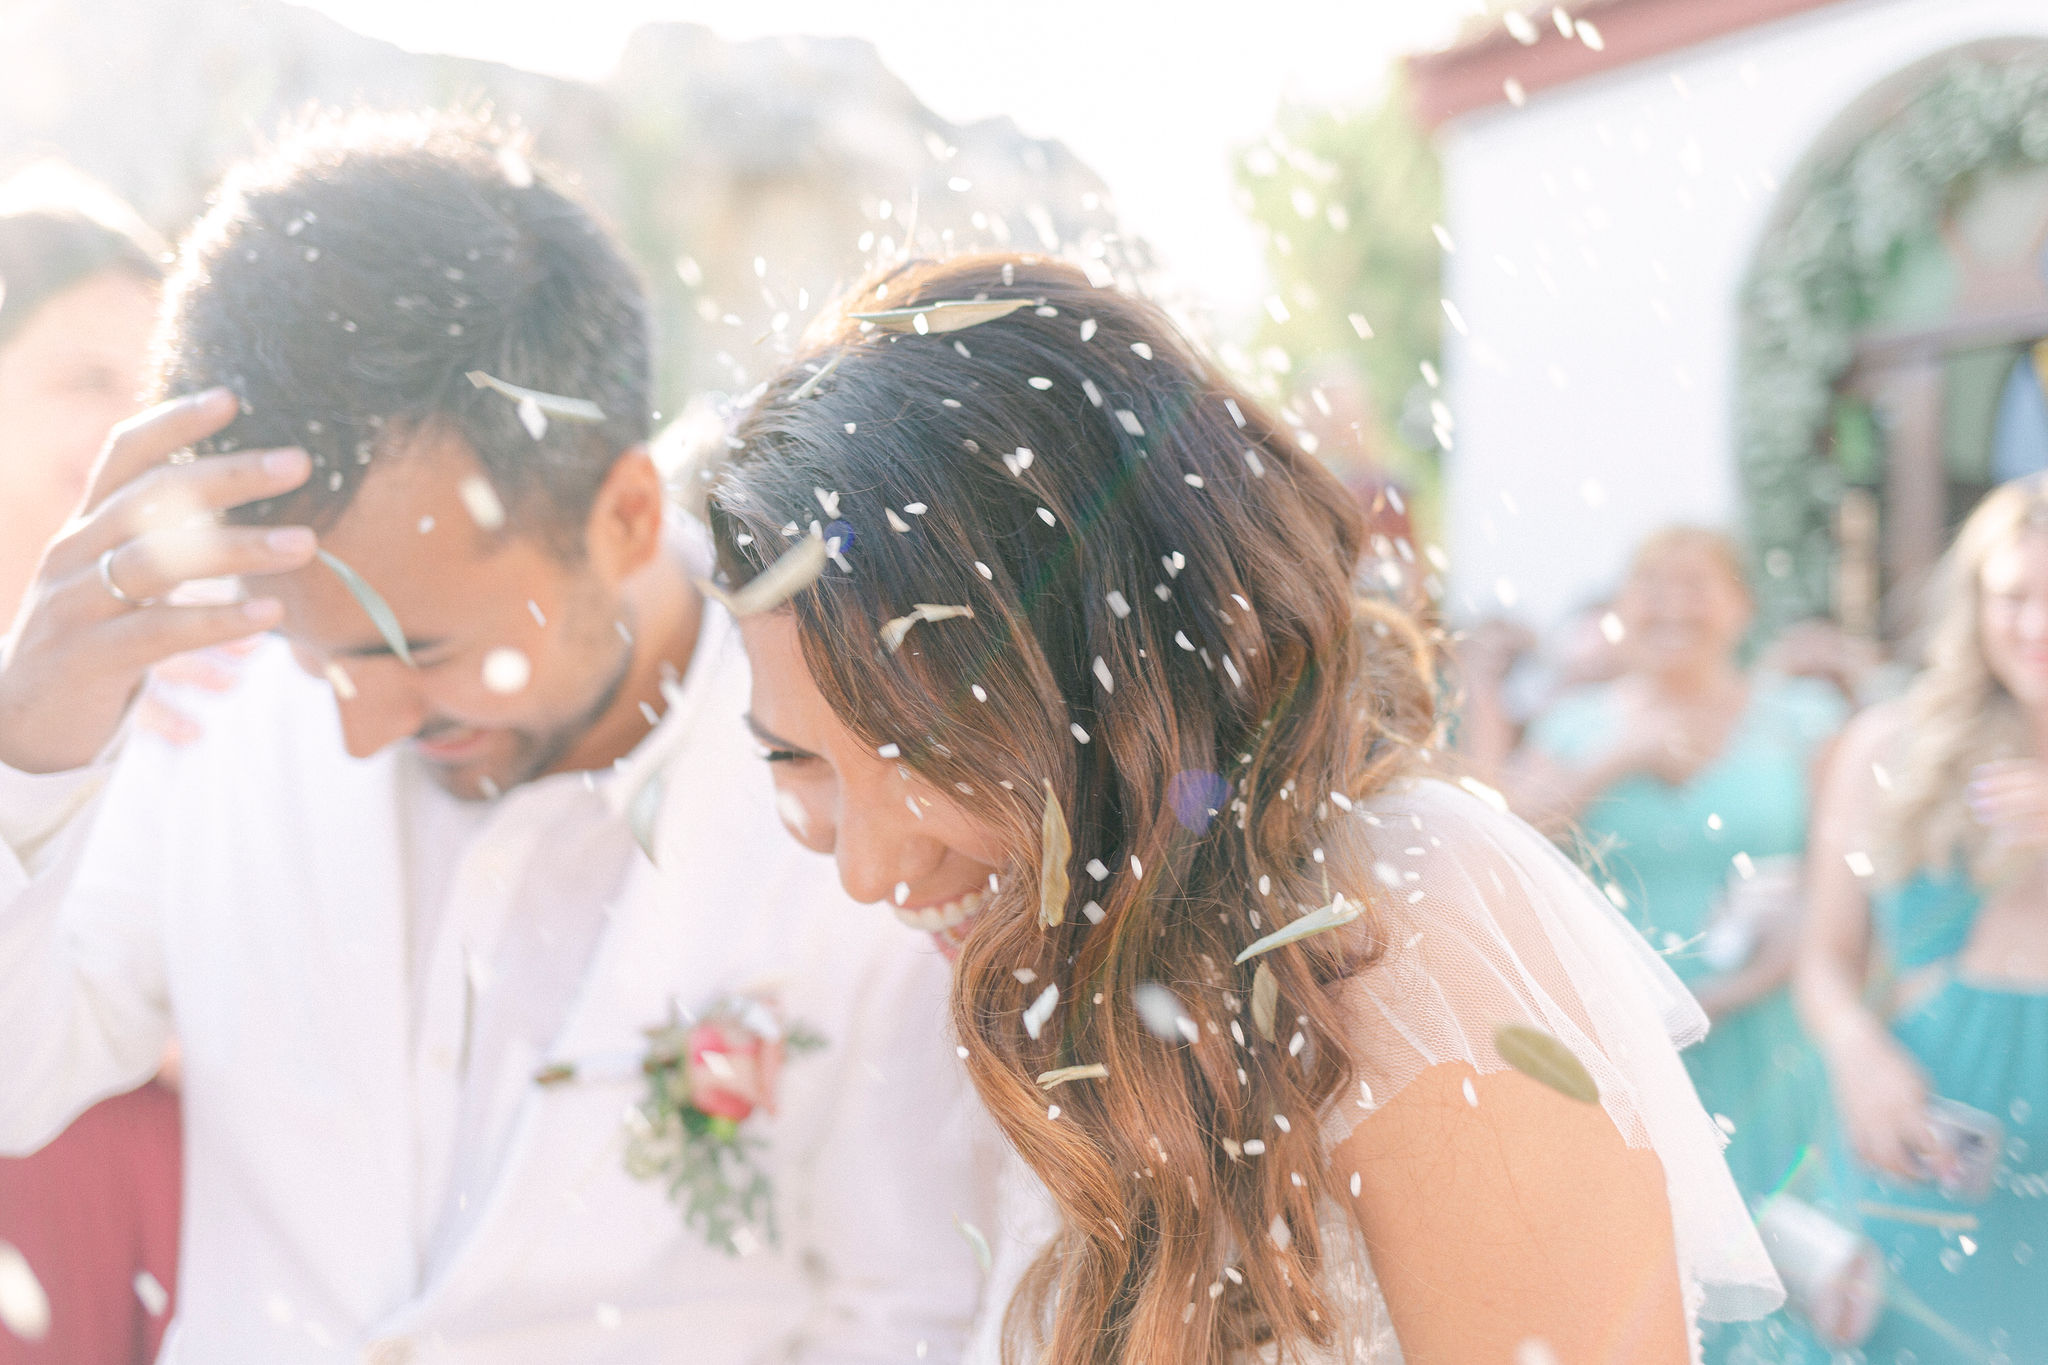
[1236, 78, 1444, 496]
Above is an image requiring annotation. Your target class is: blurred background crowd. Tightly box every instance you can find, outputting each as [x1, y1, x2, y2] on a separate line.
[6, 0, 2048, 1360]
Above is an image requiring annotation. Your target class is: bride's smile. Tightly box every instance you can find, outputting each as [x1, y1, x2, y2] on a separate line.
[742, 612, 1004, 958]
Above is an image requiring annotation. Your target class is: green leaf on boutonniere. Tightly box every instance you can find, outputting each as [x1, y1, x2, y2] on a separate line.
[316, 549, 413, 666]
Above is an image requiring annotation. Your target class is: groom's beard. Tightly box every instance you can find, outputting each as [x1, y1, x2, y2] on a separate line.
[415, 635, 635, 801]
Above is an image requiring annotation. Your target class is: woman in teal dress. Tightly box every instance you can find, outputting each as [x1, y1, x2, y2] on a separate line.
[1515, 527, 1847, 1206]
[1799, 476, 2048, 1363]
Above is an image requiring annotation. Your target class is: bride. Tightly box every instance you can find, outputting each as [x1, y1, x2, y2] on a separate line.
[701, 255, 1779, 1362]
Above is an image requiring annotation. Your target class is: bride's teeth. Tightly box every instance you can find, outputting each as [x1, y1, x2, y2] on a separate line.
[892, 888, 986, 934]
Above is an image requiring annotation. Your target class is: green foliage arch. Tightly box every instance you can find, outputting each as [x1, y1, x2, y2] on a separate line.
[1740, 52, 2048, 627]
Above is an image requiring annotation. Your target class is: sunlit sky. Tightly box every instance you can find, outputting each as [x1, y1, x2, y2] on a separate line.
[299, 0, 1484, 325]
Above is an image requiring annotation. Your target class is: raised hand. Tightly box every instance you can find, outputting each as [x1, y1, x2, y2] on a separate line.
[0, 389, 315, 773]
[1967, 759, 2048, 854]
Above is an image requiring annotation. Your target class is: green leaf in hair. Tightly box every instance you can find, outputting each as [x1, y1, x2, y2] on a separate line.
[316, 549, 414, 667]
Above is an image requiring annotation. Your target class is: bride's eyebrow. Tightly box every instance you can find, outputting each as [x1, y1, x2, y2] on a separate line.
[743, 712, 814, 756]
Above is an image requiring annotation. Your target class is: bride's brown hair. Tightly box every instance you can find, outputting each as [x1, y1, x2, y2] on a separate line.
[706, 255, 1434, 1363]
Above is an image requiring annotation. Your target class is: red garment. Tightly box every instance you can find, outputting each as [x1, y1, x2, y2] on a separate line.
[0, 1082, 181, 1365]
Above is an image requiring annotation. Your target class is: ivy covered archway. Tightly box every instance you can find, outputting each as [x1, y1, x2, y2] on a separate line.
[1739, 51, 2048, 628]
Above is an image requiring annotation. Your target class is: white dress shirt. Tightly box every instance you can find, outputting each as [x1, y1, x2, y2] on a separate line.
[0, 601, 1002, 1363]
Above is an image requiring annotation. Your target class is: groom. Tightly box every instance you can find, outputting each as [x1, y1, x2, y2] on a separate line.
[0, 113, 995, 1360]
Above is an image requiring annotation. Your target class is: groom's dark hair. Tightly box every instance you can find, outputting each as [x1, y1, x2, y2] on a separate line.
[158, 108, 651, 557]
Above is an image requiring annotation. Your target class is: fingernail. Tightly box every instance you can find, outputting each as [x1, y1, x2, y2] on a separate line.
[242, 598, 283, 623]
[263, 448, 309, 478]
[267, 526, 315, 555]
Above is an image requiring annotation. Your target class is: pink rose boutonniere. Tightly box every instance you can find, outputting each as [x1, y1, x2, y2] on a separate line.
[619, 996, 825, 1255]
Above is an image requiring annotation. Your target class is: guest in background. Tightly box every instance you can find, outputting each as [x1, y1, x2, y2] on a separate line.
[1799, 476, 2048, 1362]
[1450, 599, 1626, 786]
[0, 164, 182, 1365]
[1508, 527, 1845, 1210]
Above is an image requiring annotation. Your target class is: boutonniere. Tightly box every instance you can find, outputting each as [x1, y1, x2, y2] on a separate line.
[542, 995, 825, 1255]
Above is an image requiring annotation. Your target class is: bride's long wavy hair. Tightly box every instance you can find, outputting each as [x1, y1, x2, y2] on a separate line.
[1881, 474, 2048, 885]
[706, 255, 1435, 1363]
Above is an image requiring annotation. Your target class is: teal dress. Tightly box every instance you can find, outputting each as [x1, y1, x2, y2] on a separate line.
[1823, 869, 2048, 1362]
[1530, 675, 1846, 1201]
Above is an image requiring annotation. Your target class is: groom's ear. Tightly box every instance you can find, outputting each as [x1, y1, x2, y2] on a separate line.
[584, 446, 665, 582]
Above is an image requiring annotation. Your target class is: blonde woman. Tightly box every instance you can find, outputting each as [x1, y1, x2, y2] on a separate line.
[1800, 477, 2048, 1361]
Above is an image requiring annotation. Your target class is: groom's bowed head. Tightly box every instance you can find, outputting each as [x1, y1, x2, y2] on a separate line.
[0, 110, 682, 797]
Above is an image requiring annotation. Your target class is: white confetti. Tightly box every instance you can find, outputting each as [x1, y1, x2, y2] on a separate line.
[1115, 409, 1145, 436]
[1105, 590, 1131, 618]
[323, 661, 358, 701]
[133, 1269, 168, 1316]
[481, 646, 531, 695]
[1134, 982, 1191, 1042]
[458, 475, 506, 531]
[1023, 983, 1060, 1039]
[1092, 657, 1114, 692]
[516, 396, 548, 441]
[0, 1241, 50, 1342]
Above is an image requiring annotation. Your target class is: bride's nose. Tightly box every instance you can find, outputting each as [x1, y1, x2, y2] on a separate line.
[833, 777, 947, 906]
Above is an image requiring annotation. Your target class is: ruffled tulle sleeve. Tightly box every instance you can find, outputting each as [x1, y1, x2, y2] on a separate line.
[1322, 777, 1784, 1333]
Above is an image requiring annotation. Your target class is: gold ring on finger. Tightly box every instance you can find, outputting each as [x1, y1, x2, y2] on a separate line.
[97, 547, 161, 609]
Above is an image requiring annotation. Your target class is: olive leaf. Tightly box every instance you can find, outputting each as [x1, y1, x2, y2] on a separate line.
[627, 770, 665, 865]
[880, 602, 975, 652]
[466, 369, 606, 423]
[1493, 1023, 1600, 1105]
[787, 353, 841, 402]
[700, 531, 829, 618]
[850, 298, 1033, 334]
[1232, 894, 1362, 964]
[955, 1215, 994, 1274]
[1039, 779, 1072, 928]
[1037, 1062, 1109, 1089]
[316, 549, 413, 667]
[1250, 961, 1279, 1043]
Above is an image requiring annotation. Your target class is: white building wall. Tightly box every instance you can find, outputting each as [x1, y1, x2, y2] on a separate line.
[1439, 0, 2048, 628]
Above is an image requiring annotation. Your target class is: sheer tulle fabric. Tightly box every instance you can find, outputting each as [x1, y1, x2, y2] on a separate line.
[969, 778, 1782, 1363]
[1319, 780, 1783, 1340]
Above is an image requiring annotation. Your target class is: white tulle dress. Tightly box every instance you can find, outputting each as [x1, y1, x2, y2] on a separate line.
[968, 777, 1784, 1364]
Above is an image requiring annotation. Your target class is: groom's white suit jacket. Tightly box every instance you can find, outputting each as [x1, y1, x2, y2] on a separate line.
[0, 603, 999, 1362]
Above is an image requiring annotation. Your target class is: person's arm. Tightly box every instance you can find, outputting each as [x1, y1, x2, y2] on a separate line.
[0, 391, 312, 1152]
[1502, 725, 1657, 837]
[1794, 703, 1940, 1182]
[0, 756, 171, 1153]
[1448, 621, 1534, 787]
[1334, 1063, 1688, 1364]
[1693, 892, 1802, 1022]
